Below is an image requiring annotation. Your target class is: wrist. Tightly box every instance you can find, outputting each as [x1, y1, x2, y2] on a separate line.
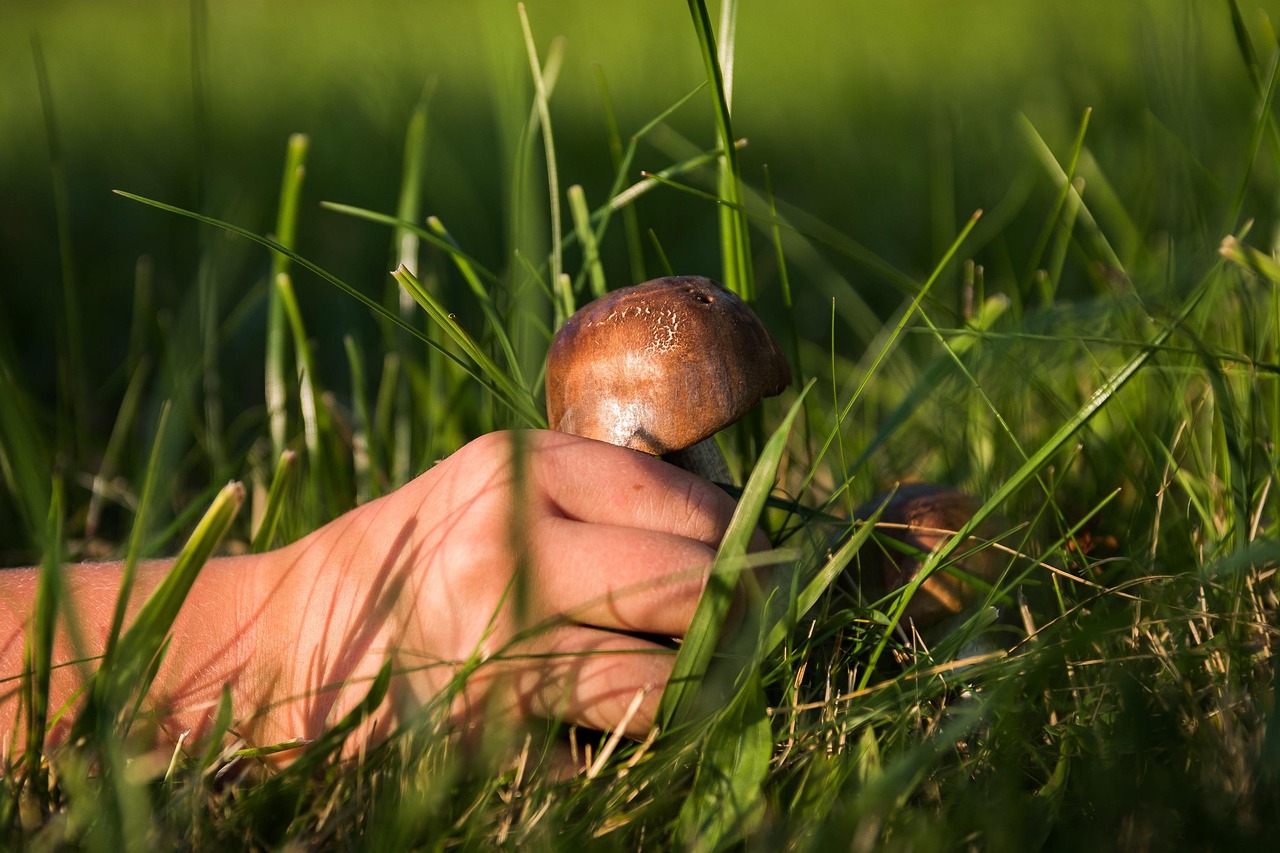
[227, 543, 298, 750]
[256, 498, 409, 751]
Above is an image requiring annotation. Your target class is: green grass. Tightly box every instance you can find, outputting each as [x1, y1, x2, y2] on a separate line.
[3, 0, 1280, 847]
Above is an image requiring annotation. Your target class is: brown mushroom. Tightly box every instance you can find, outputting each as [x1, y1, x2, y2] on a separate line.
[545, 275, 791, 481]
[854, 483, 1004, 627]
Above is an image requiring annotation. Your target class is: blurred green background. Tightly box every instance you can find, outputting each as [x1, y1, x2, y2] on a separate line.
[2, 0, 1278, 552]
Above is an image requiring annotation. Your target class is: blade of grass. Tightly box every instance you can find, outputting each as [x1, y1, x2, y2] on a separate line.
[1226, 0, 1280, 190]
[22, 478, 64, 802]
[761, 498, 886, 657]
[1228, 0, 1266, 90]
[568, 184, 605, 299]
[393, 85, 432, 285]
[636, 168, 919, 298]
[590, 83, 706, 251]
[1228, 47, 1280, 230]
[844, 293, 1010, 479]
[252, 659, 392, 812]
[197, 266, 224, 474]
[426, 217, 527, 389]
[326, 197, 530, 391]
[657, 381, 813, 732]
[322, 203, 500, 287]
[194, 684, 235, 778]
[593, 66, 647, 284]
[99, 480, 245, 722]
[275, 271, 331, 513]
[392, 264, 544, 427]
[1196, 338, 1253, 555]
[31, 34, 87, 462]
[324, 199, 521, 449]
[648, 229, 675, 277]
[1222, 234, 1280, 506]
[127, 260, 156, 378]
[605, 143, 731, 215]
[391, 86, 432, 487]
[1075, 149, 1148, 276]
[344, 335, 374, 503]
[1221, 234, 1280, 282]
[140, 481, 223, 562]
[686, 0, 751, 300]
[763, 165, 804, 389]
[518, 3, 563, 297]
[827, 299, 854, 518]
[267, 132, 310, 460]
[0, 361, 53, 545]
[807, 211, 984, 513]
[56, 735, 141, 852]
[1042, 176, 1084, 303]
[271, 134, 309, 277]
[373, 350, 402, 484]
[715, 0, 739, 109]
[1019, 113, 1126, 286]
[915, 298, 1042, 500]
[103, 402, 173, 666]
[678, 670, 770, 852]
[759, 163, 817, 486]
[85, 355, 151, 538]
[250, 449, 297, 553]
[326, 131, 718, 311]
[1021, 108, 1091, 299]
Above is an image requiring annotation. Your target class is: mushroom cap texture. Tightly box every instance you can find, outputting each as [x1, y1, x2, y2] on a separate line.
[545, 276, 792, 455]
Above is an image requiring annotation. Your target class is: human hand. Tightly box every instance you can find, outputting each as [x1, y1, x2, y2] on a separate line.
[261, 429, 766, 749]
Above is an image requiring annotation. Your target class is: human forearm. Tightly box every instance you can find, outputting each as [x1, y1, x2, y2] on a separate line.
[0, 551, 292, 758]
[0, 492, 432, 763]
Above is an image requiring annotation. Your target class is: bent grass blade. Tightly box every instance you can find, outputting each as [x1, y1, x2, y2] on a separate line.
[657, 381, 814, 733]
[392, 265, 544, 427]
[251, 448, 297, 553]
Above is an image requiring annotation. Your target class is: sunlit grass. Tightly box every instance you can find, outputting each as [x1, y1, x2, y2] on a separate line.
[2, 0, 1279, 847]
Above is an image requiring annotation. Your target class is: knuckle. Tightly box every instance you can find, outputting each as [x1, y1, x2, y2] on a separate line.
[664, 473, 734, 545]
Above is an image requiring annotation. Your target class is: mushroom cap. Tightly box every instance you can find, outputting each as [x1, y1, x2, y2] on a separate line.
[855, 483, 1003, 625]
[545, 276, 792, 455]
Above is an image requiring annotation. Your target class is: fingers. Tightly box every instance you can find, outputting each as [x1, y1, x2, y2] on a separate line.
[525, 431, 743, 548]
[521, 432, 770, 637]
[401, 430, 773, 742]
[507, 624, 672, 737]
[532, 516, 717, 635]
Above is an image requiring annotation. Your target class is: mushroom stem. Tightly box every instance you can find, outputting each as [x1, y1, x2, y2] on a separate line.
[662, 437, 732, 485]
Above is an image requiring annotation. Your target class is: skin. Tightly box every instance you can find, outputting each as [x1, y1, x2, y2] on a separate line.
[0, 430, 765, 762]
